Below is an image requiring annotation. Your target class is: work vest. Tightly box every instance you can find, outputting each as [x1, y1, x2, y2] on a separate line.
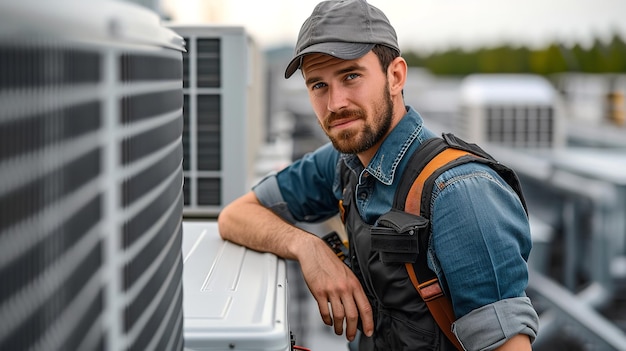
[340, 163, 457, 351]
[339, 133, 528, 350]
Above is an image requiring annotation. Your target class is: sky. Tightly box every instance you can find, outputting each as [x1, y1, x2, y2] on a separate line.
[161, 0, 626, 53]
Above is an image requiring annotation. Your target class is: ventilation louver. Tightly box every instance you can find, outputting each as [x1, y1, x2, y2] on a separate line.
[458, 74, 565, 149]
[0, 1, 186, 350]
[167, 25, 264, 218]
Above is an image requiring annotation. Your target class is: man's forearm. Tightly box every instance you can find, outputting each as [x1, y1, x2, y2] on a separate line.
[218, 191, 375, 341]
[495, 334, 531, 351]
[217, 191, 313, 260]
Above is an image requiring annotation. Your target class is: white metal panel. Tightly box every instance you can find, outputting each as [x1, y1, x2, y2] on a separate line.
[458, 74, 565, 148]
[460, 74, 556, 105]
[182, 221, 290, 351]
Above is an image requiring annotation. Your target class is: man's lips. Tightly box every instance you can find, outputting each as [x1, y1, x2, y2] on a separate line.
[328, 117, 360, 129]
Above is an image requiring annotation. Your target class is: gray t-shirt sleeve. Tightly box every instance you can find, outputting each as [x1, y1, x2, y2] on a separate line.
[253, 173, 297, 224]
[452, 296, 539, 351]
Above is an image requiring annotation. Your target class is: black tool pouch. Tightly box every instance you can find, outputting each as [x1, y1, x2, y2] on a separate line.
[370, 209, 429, 264]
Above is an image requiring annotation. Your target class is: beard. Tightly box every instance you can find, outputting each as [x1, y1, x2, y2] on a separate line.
[322, 84, 394, 154]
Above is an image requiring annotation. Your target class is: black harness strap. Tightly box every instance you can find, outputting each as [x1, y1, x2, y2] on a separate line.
[392, 133, 527, 350]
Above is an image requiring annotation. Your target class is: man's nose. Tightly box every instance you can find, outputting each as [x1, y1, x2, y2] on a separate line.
[327, 85, 348, 113]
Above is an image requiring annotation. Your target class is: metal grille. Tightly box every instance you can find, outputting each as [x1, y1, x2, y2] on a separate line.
[183, 177, 191, 206]
[0, 1, 185, 351]
[117, 51, 184, 351]
[486, 105, 555, 148]
[197, 94, 221, 171]
[120, 54, 182, 82]
[182, 37, 190, 88]
[458, 74, 564, 149]
[0, 44, 106, 351]
[168, 25, 263, 218]
[183, 95, 190, 171]
[0, 46, 100, 89]
[197, 178, 221, 206]
[196, 38, 221, 88]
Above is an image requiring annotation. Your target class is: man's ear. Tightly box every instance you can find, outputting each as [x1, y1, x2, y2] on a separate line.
[387, 57, 407, 96]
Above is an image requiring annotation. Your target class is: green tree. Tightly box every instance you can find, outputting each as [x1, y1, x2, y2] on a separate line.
[529, 44, 568, 75]
[403, 34, 626, 75]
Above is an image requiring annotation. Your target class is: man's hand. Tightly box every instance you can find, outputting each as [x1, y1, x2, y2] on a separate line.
[218, 192, 373, 340]
[296, 236, 374, 341]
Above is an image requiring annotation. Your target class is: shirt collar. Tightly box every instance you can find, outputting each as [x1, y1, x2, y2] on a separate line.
[341, 106, 424, 185]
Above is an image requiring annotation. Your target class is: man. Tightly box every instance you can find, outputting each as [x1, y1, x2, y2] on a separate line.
[218, 0, 539, 350]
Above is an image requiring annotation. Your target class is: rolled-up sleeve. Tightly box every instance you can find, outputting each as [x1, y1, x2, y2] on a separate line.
[253, 173, 298, 224]
[253, 142, 341, 223]
[452, 297, 539, 351]
[429, 162, 538, 349]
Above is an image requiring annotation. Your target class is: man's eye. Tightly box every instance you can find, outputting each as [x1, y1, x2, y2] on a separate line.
[312, 82, 326, 90]
[346, 73, 360, 80]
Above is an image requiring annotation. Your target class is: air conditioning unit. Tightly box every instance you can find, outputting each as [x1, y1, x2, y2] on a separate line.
[0, 1, 185, 350]
[166, 24, 265, 218]
[181, 221, 291, 350]
[458, 74, 565, 149]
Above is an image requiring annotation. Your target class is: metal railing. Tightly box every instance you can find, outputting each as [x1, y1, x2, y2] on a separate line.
[489, 145, 626, 350]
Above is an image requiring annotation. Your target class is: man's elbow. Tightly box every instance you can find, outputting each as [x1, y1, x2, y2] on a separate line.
[216, 213, 227, 241]
[217, 201, 236, 241]
[217, 191, 259, 241]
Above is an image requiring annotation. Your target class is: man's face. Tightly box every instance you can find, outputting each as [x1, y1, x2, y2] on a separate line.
[301, 51, 393, 154]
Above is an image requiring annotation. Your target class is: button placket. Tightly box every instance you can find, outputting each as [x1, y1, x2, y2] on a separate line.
[356, 170, 374, 214]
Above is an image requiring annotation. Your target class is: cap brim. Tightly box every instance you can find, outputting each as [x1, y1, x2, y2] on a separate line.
[284, 42, 375, 79]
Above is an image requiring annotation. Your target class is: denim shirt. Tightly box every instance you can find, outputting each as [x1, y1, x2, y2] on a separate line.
[254, 106, 539, 350]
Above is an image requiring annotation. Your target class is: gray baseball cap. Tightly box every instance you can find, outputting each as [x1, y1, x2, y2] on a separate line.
[284, 0, 400, 79]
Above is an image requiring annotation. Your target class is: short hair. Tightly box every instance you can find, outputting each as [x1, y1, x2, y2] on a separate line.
[372, 44, 400, 73]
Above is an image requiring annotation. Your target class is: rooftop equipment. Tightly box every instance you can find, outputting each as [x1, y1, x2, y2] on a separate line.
[458, 74, 565, 149]
[0, 1, 186, 350]
[166, 24, 265, 218]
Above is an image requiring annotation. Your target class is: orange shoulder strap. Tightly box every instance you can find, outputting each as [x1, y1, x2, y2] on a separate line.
[404, 147, 473, 351]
